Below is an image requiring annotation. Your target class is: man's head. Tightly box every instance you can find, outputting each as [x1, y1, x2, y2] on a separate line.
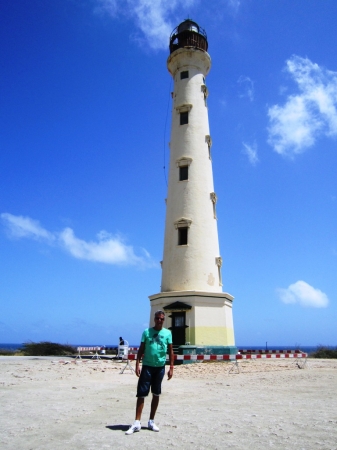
[154, 310, 165, 329]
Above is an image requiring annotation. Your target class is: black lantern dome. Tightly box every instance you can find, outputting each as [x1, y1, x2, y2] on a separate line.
[169, 19, 208, 54]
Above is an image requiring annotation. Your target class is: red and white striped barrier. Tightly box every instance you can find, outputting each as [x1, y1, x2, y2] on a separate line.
[77, 347, 103, 352]
[76, 346, 104, 360]
[232, 353, 307, 360]
[127, 352, 307, 361]
[238, 349, 302, 354]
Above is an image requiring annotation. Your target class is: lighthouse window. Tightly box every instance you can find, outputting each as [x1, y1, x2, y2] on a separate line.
[174, 315, 185, 327]
[179, 165, 188, 181]
[180, 71, 189, 80]
[178, 227, 188, 245]
[180, 111, 188, 125]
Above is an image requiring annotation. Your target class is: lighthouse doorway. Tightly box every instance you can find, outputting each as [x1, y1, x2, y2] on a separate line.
[171, 312, 186, 346]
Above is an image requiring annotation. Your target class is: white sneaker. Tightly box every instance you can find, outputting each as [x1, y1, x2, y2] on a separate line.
[148, 420, 159, 432]
[125, 421, 141, 435]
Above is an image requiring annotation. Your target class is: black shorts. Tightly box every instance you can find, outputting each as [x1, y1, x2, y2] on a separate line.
[136, 365, 165, 397]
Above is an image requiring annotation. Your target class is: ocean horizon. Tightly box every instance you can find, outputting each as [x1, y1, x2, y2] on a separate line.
[1, 343, 334, 354]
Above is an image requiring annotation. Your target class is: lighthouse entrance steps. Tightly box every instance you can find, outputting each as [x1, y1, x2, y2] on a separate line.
[172, 345, 180, 354]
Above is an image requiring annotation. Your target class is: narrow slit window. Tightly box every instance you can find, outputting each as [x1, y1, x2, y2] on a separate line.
[201, 84, 208, 107]
[215, 257, 223, 286]
[180, 71, 189, 80]
[179, 165, 188, 181]
[178, 227, 188, 245]
[180, 111, 188, 125]
[205, 135, 212, 160]
[210, 192, 217, 219]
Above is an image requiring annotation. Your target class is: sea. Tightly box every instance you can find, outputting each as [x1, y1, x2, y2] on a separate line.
[0, 343, 329, 355]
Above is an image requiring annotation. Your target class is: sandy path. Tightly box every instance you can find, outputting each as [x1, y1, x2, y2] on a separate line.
[0, 357, 336, 449]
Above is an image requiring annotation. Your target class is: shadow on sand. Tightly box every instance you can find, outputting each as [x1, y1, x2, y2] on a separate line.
[106, 425, 149, 432]
[106, 425, 129, 432]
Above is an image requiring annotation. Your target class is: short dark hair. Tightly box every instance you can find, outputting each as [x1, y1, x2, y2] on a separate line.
[154, 310, 165, 317]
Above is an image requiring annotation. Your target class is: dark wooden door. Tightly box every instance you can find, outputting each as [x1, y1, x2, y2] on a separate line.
[171, 312, 186, 346]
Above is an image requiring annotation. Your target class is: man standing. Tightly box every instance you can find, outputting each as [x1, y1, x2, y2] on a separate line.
[125, 310, 174, 435]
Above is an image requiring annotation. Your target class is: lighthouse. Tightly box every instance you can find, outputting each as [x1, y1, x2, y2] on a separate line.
[149, 20, 236, 356]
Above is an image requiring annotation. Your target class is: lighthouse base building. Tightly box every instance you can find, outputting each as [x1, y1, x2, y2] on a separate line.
[149, 20, 237, 359]
[149, 291, 236, 356]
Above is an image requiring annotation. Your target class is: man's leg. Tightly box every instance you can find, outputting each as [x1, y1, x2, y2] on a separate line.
[136, 366, 151, 420]
[149, 394, 159, 420]
[125, 398, 143, 435]
[135, 397, 145, 420]
[126, 367, 150, 435]
[147, 366, 165, 432]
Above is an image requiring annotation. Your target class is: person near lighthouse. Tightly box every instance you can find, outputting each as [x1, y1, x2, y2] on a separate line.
[125, 310, 174, 435]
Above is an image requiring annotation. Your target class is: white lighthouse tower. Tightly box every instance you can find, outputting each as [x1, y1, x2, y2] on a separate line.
[149, 20, 236, 355]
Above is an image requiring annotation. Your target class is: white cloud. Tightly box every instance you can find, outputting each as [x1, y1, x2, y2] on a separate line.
[130, 0, 179, 50]
[223, 0, 241, 16]
[95, 1, 244, 50]
[277, 280, 329, 308]
[238, 75, 254, 101]
[1, 212, 154, 268]
[242, 141, 259, 166]
[94, 0, 118, 17]
[59, 227, 145, 265]
[1, 213, 55, 242]
[229, 0, 241, 10]
[95, 0, 198, 50]
[268, 55, 337, 157]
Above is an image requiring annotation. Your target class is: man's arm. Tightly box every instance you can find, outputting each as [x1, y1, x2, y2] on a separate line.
[167, 343, 174, 380]
[135, 342, 145, 377]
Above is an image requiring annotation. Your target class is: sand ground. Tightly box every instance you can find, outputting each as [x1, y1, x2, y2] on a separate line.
[0, 356, 336, 449]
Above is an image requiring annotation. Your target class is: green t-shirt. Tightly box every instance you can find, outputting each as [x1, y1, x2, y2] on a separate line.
[141, 327, 172, 367]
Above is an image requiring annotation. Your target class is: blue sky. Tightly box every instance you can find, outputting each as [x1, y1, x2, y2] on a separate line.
[1, 0, 336, 347]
